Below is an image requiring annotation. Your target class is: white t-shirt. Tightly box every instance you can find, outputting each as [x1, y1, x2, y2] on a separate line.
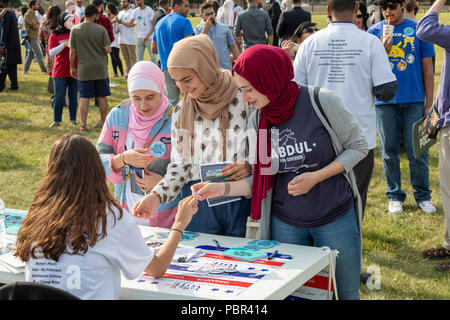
[75, 5, 85, 20]
[133, 6, 154, 39]
[35, 10, 44, 23]
[293, 22, 396, 150]
[111, 22, 120, 48]
[118, 9, 137, 45]
[18, 15, 25, 31]
[24, 206, 154, 300]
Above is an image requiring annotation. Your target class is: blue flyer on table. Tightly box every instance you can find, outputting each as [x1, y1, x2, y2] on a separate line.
[3, 212, 26, 235]
[199, 162, 241, 207]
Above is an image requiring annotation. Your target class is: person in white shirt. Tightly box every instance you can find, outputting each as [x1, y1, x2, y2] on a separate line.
[293, 0, 398, 284]
[15, 133, 198, 300]
[74, 0, 84, 20]
[18, 6, 29, 59]
[134, 0, 157, 63]
[112, 0, 137, 75]
[106, 2, 125, 77]
[281, 0, 292, 11]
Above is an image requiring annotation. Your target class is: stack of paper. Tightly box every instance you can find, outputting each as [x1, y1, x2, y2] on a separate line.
[0, 250, 25, 274]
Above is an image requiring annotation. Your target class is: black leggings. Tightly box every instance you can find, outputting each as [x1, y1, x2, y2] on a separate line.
[110, 47, 124, 76]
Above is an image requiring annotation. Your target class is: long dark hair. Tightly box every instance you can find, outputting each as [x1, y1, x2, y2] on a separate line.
[42, 5, 61, 30]
[15, 134, 123, 262]
[291, 22, 318, 42]
[106, 2, 118, 16]
[358, 1, 369, 30]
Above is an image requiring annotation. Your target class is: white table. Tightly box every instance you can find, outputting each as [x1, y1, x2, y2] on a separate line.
[121, 226, 333, 300]
[0, 209, 334, 300]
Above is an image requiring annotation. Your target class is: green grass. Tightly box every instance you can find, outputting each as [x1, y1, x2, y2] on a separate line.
[0, 13, 449, 299]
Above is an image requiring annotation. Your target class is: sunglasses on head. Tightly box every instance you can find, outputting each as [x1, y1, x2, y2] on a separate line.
[300, 27, 319, 35]
[381, 3, 400, 10]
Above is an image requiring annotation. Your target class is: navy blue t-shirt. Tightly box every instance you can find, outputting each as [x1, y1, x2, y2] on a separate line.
[271, 86, 353, 228]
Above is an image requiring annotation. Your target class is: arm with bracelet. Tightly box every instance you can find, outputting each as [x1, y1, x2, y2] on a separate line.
[145, 195, 198, 278]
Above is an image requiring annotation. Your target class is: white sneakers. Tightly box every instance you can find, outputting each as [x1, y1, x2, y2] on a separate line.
[417, 200, 437, 214]
[388, 201, 403, 214]
[388, 200, 436, 214]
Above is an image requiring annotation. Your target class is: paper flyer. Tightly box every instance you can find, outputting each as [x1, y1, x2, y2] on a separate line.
[199, 162, 241, 207]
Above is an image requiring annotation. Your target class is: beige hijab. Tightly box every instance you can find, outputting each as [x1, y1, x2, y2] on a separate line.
[167, 34, 237, 161]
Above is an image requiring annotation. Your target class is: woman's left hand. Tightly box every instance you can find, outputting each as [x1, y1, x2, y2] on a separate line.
[287, 172, 320, 196]
[221, 161, 252, 181]
[135, 169, 163, 193]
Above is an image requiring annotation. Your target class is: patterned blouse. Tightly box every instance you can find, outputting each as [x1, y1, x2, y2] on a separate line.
[39, 23, 56, 76]
[151, 91, 252, 203]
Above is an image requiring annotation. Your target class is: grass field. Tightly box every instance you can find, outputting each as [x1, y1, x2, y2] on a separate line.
[0, 13, 449, 299]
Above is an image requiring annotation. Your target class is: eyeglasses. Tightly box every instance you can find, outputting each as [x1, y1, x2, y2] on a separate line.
[356, 14, 364, 19]
[203, 12, 215, 17]
[381, 3, 400, 10]
[301, 27, 319, 34]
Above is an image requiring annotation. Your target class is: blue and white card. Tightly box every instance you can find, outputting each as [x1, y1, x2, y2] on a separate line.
[199, 162, 241, 207]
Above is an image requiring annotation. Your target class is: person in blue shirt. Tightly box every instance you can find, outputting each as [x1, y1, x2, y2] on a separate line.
[152, 0, 194, 107]
[367, 0, 435, 215]
[194, 1, 240, 70]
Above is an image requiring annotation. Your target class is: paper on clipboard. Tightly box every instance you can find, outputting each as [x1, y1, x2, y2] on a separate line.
[199, 162, 241, 207]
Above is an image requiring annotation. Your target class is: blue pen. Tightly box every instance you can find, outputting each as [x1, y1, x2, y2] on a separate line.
[267, 250, 278, 260]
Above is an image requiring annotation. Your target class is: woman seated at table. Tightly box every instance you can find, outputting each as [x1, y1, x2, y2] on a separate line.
[97, 61, 180, 227]
[15, 133, 198, 300]
[133, 35, 252, 237]
[190, 45, 368, 300]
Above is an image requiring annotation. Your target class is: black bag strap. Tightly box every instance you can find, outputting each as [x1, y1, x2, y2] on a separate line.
[313, 86, 331, 128]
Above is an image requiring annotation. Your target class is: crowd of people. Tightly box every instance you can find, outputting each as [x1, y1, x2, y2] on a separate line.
[0, 0, 448, 300]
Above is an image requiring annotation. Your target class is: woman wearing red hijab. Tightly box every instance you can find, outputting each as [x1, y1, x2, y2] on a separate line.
[191, 45, 368, 300]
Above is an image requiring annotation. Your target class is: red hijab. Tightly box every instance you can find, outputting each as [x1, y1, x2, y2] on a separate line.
[232, 45, 300, 220]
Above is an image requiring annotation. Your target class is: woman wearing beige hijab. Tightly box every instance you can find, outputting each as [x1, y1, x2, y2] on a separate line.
[133, 35, 252, 236]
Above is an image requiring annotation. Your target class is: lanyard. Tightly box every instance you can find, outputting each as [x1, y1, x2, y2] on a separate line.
[117, 106, 174, 200]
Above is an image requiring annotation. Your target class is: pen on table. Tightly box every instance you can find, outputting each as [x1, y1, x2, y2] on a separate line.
[213, 239, 221, 249]
[268, 250, 278, 260]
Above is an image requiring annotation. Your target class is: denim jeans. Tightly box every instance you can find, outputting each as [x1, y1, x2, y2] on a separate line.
[163, 69, 180, 107]
[271, 206, 361, 300]
[136, 37, 157, 63]
[180, 180, 250, 237]
[20, 30, 29, 58]
[375, 102, 431, 202]
[53, 77, 78, 123]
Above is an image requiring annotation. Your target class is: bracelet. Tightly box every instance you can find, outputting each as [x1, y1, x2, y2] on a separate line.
[119, 152, 127, 167]
[171, 228, 184, 237]
[223, 182, 231, 196]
